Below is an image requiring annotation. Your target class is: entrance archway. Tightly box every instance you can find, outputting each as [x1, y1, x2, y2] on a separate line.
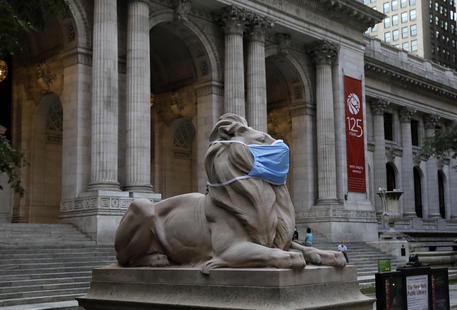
[29, 93, 63, 223]
[149, 19, 217, 198]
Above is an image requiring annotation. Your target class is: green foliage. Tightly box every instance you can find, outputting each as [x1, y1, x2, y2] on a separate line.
[0, 0, 70, 57]
[0, 134, 26, 195]
[421, 124, 457, 162]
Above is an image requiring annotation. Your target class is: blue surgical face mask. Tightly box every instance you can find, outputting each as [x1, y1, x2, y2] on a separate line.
[207, 140, 289, 187]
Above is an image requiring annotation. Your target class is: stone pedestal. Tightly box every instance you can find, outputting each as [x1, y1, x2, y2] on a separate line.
[60, 191, 160, 244]
[78, 265, 374, 310]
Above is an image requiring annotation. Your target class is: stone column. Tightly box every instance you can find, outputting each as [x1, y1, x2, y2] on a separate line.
[399, 107, 416, 217]
[125, 0, 152, 192]
[424, 113, 441, 218]
[219, 6, 247, 117]
[246, 16, 272, 131]
[309, 41, 339, 204]
[88, 0, 119, 191]
[370, 98, 389, 214]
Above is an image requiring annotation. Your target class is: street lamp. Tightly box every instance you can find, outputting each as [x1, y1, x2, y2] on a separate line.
[0, 60, 7, 82]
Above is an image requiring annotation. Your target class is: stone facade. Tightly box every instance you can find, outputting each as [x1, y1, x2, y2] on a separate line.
[2, 0, 457, 244]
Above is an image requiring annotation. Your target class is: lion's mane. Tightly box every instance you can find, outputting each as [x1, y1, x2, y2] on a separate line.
[205, 114, 295, 250]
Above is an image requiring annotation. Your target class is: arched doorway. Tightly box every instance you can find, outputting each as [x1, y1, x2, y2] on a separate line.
[149, 21, 215, 198]
[413, 166, 423, 218]
[29, 93, 63, 223]
[265, 52, 312, 210]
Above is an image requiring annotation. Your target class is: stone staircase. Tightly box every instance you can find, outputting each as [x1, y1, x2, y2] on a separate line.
[309, 232, 457, 288]
[0, 224, 116, 309]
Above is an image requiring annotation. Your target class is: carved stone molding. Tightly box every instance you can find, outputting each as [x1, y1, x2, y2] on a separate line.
[173, 0, 192, 21]
[399, 107, 416, 123]
[275, 33, 291, 56]
[308, 41, 339, 65]
[217, 6, 249, 35]
[368, 97, 389, 115]
[365, 62, 457, 101]
[424, 113, 440, 130]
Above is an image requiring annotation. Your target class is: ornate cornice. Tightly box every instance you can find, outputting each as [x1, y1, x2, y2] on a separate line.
[318, 0, 384, 31]
[251, 0, 383, 33]
[308, 40, 339, 65]
[365, 60, 457, 101]
[368, 97, 389, 115]
[399, 107, 416, 123]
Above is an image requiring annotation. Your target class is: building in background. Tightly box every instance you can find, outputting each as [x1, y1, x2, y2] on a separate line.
[364, 0, 457, 69]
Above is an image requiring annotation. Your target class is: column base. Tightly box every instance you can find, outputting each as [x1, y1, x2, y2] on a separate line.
[60, 190, 161, 244]
[87, 182, 121, 191]
[428, 213, 442, 219]
[402, 212, 418, 218]
[316, 198, 340, 205]
[124, 184, 153, 192]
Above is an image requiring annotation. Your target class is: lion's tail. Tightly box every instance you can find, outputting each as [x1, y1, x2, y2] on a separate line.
[115, 198, 168, 267]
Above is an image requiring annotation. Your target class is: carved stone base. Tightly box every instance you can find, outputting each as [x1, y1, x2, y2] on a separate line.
[77, 265, 374, 310]
[60, 190, 161, 244]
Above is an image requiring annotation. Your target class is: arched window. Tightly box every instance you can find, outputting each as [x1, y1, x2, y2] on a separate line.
[438, 170, 446, 218]
[386, 162, 396, 191]
[413, 166, 423, 218]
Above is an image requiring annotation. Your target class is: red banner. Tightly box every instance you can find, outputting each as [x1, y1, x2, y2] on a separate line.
[344, 76, 366, 192]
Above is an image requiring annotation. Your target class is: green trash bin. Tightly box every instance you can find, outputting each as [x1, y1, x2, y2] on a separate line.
[378, 259, 391, 272]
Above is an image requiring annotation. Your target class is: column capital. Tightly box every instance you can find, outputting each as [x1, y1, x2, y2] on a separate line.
[399, 107, 416, 123]
[247, 15, 274, 43]
[369, 97, 389, 115]
[217, 6, 248, 35]
[424, 113, 440, 129]
[308, 40, 339, 65]
[276, 33, 291, 55]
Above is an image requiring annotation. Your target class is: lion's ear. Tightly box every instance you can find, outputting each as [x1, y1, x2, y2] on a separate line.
[210, 120, 237, 141]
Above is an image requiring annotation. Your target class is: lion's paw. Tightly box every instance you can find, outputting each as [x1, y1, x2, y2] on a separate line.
[288, 251, 306, 270]
[200, 258, 227, 275]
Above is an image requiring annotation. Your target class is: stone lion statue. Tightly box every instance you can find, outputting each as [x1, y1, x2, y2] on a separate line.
[115, 113, 346, 273]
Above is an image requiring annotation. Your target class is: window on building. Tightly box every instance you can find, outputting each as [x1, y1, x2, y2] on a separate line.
[435, 2, 439, 11]
[410, 24, 417, 36]
[385, 32, 392, 42]
[392, 14, 399, 25]
[364, 0, 370, 4]
[384, 112, 393, 140]
[392, 0, 399, 10]
[402, 41, 410, 50]
[410, 9, 416, 21]
[401, 12, 408, 22]
[401, 0, 407, 7]
[384, 2, 390, 13]
[413, 167, 423, 218]
[411, 120, 419, 146]
[384, 17, 391, 28]
[402, 26, 409, 38]
[438, 170, 446, 218]
[393, 29, 399, 41]
[436, 16, 440, 25]
[386, 163, 397, 191]
[409, 0, 415, 5]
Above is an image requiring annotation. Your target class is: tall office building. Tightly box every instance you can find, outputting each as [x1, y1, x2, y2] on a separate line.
[365, 0, 457, 69]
